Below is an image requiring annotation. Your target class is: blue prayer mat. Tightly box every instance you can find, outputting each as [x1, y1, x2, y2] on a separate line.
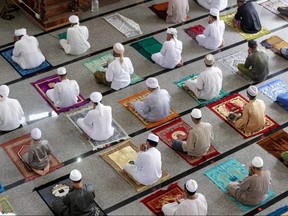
[0, 182, 4, 193]
[259, 79, 288, 101]
[267, 205, 288, 216]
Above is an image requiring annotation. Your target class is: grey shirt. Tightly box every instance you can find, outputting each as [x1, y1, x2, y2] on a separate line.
[27, 140, 51, 170]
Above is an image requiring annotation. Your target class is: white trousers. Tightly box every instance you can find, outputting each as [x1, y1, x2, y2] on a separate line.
[60, 39, 71, 54]
[185, 79, 200, 97]
[76, 118, 93, 137]
[46, 89, 56, 104]
[162, 202, 179, 215]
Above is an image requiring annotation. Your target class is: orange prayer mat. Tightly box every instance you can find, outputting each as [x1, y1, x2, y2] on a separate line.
[207, 94, 279, 138]
[153, 2, 168, 11]
[1, 134, 63, 181]
[119, 89, 179, 129]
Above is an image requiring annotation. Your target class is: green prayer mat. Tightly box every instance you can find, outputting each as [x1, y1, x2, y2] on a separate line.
[0, 197, 15, 214]
[174, 74, 229, 106]
[130, 37, 162, 62]
[58, 32, 67, 40]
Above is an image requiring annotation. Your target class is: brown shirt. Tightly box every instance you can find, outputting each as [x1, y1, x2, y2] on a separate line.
[27, 140, 51, 170]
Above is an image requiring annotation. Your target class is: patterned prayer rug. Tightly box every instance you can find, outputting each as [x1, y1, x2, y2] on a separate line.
[100, 139, 169, 192]
[204, 158, 276, 211]
[207, 93, 279, 138]
[184, 25, 205, 40]
[259, 79, 288, 101]
[220, 12, 270, 40]
[259, 0, 288, 21]
[58, 32, 67, 39]
[35, 175, 106, 216]
[152, 118, 220, 166]
[103, 13, 142, 38]
[267, 205, 288, 216]
[257, 130, 288, 167]
[0, 197, 15, 214]
[130, 37, 162, 62]
[31, 74, 89, 114]
[0, 47, 52, 76]
[260, 35, 288, 50]
[119, 90, 179, 129]
[66, 106, 130, 151]
[174, 74, 229, 106]
[141, 183, 184, 216]
[1, 133, 63, 181]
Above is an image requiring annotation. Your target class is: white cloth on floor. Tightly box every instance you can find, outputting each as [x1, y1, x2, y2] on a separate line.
[197, 0, 228, 11]
[166, 0, 189, 23]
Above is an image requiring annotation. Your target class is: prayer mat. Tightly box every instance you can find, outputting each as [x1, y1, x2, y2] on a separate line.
[0, 47, 52, 76]
[31, 74, 89, 114]
[152, 118, 220, 166]
[259, 79, 288, 101]
[260, 0, 288, 21]
[260, 35, 288, 50]
[207, 93, 280, 138]
[0, 182, 4, 193]
[58, 32, 67, 39]
[204, 158, 276, 211]
[118, 90, 179, 129]
[174, 74, 229, 106]
[103, 13, 142, 38]
[1, 133, 63, 182]
[100, 139, 169, 192]
[268, 205, 288, 216]
[257, 130, 288, 167]
[66, 106, 130, 151]
[184, 25, 205, 40]
[0, 197, 15, 214]
[141, 183, 184, 216]
[35, 175, 106, 216]
[130, 37, 162, 63]
[220, 12, 270, 40]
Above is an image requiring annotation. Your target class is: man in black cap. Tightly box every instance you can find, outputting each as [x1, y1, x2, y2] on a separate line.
[237, 40, 269, 82]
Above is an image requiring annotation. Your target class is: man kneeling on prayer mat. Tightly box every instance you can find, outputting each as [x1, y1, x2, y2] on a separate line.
[166, 0, 189, 24]
[52, 169, 97, 216]
[94, 42, 134, 90]
[227, 157, 271, 205]
[76, 92, 114, 141]
[22, 128, 51, 176]
[123, 133, 162, 185]
[172, 109, 214, 157]
[162, 179, 208, 215]
[184, 54, 223, 101]
[127, 77, 171, 122]
[12, 28, 45, 70]
[46, 67, 80, 108]
[151, 28, 183, 69]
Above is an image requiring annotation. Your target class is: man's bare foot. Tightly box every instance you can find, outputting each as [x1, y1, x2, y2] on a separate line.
[82, 133, 89, 140]
[176, 59, 184, 67]
[219, 40, 225, 48]
[126, 102, 134, 109]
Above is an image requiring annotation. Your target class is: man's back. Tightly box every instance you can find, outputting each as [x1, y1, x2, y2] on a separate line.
[161, 39, 183, 69]
[27, 140, 51, 170]
[245, 50, 269, 81]
[67, 25, 91, 55]
[175, 193, 208, 215]
[166, 0, 189, 23]
[54, 79, 79, 107]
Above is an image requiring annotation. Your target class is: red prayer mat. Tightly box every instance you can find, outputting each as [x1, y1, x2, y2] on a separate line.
[152, 118, 220, 166]
[1, 134, 63, 181]
[184, 25, 205, 40]
[141, 183, 184, 216]
[207, 93, 280, 138]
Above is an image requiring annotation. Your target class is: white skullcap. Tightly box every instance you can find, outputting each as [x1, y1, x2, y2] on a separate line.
[14, 28, 27, 36]
[166, 28, 177, 37]
[90, 92, 102, 103]
[0, 85, 10, 98]
[247, 85, 258, 97]
[204, 54, 215, 66]
[113, 42, 125, 54]
[146, 77, 159, 89]
[69, 15, 79, 24]
[191, 108, 202, 119]
[252, 157, 263, 168]
[69, 169, 82, 181]
[185, 179, 198, 193]
[31, 128, 42, 140]
[147, 133, 159, 143]
[56, 67, 67, 75]
[210, 8, 219, 17]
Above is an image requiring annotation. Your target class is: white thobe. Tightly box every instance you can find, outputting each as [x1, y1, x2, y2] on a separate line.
[196, 19, 225, 50]
[12, 35, 45, 69]
[76, 104, 114, 141]
[166, 0, 189, 24]
[185, 66, 223, 100]
[106, 57, 134, 90]
[60, 25, 91, 55]
[197, 0, 228, 11]
[151, 39, 183, 69]
[46, 79, 80, 108]
[162, 193, 208, 216]
[0, 98, 24, 131]
[134, 88, 171, 122]
[123, 147, 162, 185]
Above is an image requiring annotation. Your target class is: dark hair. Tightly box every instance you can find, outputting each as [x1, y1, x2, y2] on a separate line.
[253, 166, 263, 170]
[248, 40, 257, 49]
[71, 179, 82, 183]
[247, 91, 256, 99]
[184, 183, 196, 196]
[210, 14, 217, 20]
[192, 117, 202, 121]
[147, 139, 158, 147]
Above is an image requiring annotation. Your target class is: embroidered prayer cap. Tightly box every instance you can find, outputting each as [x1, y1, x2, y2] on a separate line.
[0, 85, 10, 98]
[147, 133, 159, 143]
[210, 8, 219, 17]
[146, 77, 159, 89]
[185, 179, 198, 193]
[113, 42, 125, 54]
[14, 28, 27, 36]
[166, 28, 177, 37]
[252, 157, 264, 168]
[191, 108, 202, 119]
[90, 92, 102, 103]
[204, 54, 215, 66]
[31, 128, 42, 140]
[248, 40, 258, 48]
[56, 67, 67, 75]
[247, 85, 258, 97]
[70, 169, 82, 181]
[69, 15, 79, 24]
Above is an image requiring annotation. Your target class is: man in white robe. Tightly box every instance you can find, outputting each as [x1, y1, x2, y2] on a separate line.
[196, 8, 225, 50]
[197, 0, 228, 11]
[166, 0, 189, 23]
[123, 133, 162, 185]
[12, 28, 45, 69]
[151, 28, 183, 69]
[60, 15, 91, 55]
[0, 85, 24, 132]
[77, 92, 114, 141]
[46, 67, 80, 108]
